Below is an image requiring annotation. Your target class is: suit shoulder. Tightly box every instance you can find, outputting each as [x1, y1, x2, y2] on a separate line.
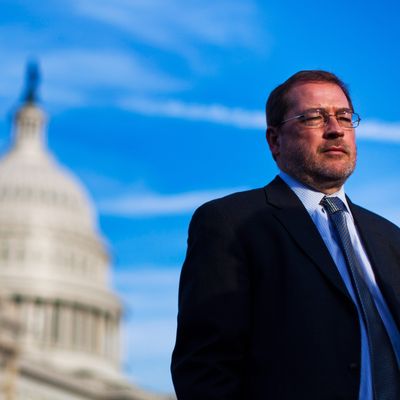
[194, 187, 267, 220]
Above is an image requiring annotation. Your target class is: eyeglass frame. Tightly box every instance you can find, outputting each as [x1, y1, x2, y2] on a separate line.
[278, 108, 361, 129]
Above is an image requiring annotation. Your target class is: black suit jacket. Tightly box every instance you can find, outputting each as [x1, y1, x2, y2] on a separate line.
[171, 176, 400, 400]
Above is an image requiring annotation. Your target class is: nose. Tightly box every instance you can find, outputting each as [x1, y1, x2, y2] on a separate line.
[324, 114, 344, 137]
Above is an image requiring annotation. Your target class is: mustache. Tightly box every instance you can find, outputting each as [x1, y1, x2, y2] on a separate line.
[318, 140, 352, 155]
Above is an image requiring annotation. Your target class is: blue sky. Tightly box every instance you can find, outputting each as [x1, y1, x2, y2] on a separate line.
[0, 0, 400, 394]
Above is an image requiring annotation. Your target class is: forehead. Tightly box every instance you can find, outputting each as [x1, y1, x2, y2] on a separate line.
[286, 82, 350, 112]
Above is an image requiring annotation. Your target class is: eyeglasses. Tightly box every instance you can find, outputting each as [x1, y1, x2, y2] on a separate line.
[279, 108, 361, 129]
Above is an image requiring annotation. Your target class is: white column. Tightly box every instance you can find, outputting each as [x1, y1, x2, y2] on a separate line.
[60, 304, 71, 348]
[43, 301, 53, 346]
[99, 313, 106, 356]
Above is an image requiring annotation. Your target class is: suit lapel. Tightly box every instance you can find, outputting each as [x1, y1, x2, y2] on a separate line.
[349, 201, 400, 325]
[264, 177, 352, 300]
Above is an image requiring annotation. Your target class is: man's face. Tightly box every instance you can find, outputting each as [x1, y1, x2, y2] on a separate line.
[267, 82, 357, 194]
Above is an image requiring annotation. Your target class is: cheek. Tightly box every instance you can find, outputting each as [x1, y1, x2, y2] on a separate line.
[348, 130, 356, 143]
[296, 136, 319, 152]
[279, 131, 319, 156]
[348, 135, 357, 152]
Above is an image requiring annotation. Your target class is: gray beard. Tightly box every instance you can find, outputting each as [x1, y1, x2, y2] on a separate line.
[279, 148, 356, 192]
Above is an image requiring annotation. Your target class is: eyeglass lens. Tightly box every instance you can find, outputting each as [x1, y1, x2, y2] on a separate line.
[302, 110, 359, 128]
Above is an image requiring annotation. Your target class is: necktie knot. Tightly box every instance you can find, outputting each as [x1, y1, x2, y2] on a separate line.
[320, 196, 347, 215]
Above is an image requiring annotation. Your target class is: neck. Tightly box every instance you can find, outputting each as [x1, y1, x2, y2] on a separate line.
[280, 170, 344, 195]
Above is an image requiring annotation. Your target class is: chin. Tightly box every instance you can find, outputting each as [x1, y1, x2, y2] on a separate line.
[316, 166, 355, 183]
[318, 158, 355, 177]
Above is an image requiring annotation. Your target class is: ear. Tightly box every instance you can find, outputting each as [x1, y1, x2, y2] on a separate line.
[266, 126, 280, 160]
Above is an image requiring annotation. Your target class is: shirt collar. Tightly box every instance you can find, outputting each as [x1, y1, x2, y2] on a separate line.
[279, 171, 351, 215]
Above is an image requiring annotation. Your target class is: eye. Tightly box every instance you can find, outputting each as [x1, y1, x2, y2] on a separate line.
[336, 111, 353, 126]
[302, 110, 324, 124]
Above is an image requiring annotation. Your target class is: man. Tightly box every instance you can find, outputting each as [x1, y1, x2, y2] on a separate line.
[171, 71, 400, 399]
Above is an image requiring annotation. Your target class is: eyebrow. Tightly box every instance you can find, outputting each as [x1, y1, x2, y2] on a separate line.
[302, 107, 353, 113]
[335, 107, 353, 113]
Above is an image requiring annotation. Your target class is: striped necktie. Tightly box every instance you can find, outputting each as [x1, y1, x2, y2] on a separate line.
[320, 196, 400, 400]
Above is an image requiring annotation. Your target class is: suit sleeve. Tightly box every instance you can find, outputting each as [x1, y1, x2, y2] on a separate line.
[171, 201, 251, 400]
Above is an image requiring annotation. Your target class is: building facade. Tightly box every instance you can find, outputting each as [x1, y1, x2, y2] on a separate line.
[0, 66, 171, 400]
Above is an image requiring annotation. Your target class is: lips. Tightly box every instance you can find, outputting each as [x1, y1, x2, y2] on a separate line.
[320, 141, 350, 155]
[323, 146, 348, 154]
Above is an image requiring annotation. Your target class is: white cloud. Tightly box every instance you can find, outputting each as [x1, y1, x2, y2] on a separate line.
[38, 49, 187, 107]
[0, 1, 267, 111]
[0, 35, 186, 110]
[357, 120, 400, 143]
[120, 97, 265, 129]
[43, 49, 184, 93]
[72, 0, 264, 54]
[70, 0, 268, 75]
[99, 187, 246, 217]
[121, 97, 400, 143]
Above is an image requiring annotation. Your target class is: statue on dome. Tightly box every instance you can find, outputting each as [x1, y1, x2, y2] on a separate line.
[22, 60, 40, 103]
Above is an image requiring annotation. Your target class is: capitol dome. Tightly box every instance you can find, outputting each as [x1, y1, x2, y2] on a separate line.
[0, 66, 123, 381]
[0, 103, 97, 235]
